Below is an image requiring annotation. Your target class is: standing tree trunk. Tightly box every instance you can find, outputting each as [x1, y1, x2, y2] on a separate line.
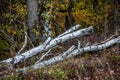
[114, 0, 120, 33]
[114, 0, 120, 53]
[65, 0, 75, 30]
[27, 0, 38, 42]
[68, 0, 75, 25]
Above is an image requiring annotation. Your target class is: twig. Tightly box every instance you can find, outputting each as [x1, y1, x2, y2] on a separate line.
[77, 39, 81, 49]
[35, 49, 52, 64]
[94, 33, 119, 45]
[0, 30, 16, 43]
[15, 20, 35, 48]
[17, 32, 27, 55]
[25, 33, 34, 48]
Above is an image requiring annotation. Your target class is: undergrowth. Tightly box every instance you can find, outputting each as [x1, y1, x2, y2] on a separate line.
[3, 47, 120, 80]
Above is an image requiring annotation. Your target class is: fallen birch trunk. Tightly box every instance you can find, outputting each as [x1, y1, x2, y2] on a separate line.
[18, 35, 120, 72]
[1, 25, 93, 65]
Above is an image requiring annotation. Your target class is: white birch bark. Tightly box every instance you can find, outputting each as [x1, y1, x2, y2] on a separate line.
[1, 26, 93, 65]
[18, 45, 76, 72]
[17, 36, 120, 72]
[58, 24, 80, 38]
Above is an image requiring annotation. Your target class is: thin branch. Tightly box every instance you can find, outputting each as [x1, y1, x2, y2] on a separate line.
[94, 33, 119, 45]
[35, 49, 52, 64]
[0, 30, 16, 43]
[25, 32, 34, 48]
[15, 20, 35, 48]
[77, 39, 81, 49]
[17, 32, 27, 55]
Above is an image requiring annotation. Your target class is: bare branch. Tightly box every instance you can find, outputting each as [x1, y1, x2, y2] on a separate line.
[17, 32, 27, 55]
[58, 24, 80, 38]
[17, 45, 76, 72]
[35, 49, 52, 64]
[77, 39, 81, 49]
[25, 33, 35, 48]
[0, 30, 16, 43]
[17, 36, 120, 72]
[1, 25, 93, 65]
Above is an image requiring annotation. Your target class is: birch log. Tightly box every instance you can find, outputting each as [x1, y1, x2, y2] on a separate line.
[1, 25, 93, 65]
[18, 36, 120, 72]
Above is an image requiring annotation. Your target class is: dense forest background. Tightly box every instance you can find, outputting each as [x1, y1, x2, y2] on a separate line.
[0, 0, 119, 53]
[0, 0, 120, 79]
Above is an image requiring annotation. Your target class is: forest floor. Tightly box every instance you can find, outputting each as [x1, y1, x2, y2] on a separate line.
[0, 31, 120, 80]
[1, 46, 120, 80]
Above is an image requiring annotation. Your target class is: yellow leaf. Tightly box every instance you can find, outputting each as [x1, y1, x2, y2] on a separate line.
[12, 30, 17, 35]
